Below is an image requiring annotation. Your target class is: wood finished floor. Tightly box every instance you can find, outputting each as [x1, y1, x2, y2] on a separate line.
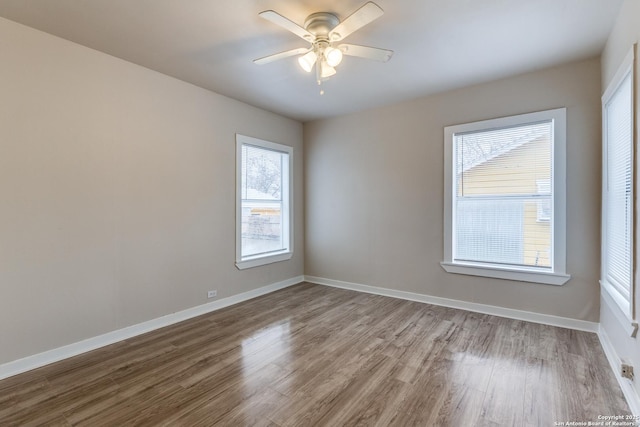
[0, 283, 631, 426]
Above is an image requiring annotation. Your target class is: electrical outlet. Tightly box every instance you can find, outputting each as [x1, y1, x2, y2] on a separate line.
[621, 364, 634, 380]
[207, 290, 217, 299]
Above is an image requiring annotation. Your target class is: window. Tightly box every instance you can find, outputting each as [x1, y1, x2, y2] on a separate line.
[236, 134, 293, 269]
[536, 179, 551, 222]
[601, 46, 635, 322]
[442, 108, 570, 285]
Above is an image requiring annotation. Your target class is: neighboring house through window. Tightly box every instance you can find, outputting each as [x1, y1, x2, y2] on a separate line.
[442, 108, 570, 285]
[536, 179, 551, 222]
[236, 134, 293, 269]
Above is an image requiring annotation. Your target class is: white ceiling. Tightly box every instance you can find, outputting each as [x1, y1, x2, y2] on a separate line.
[0, 0, 623, 122]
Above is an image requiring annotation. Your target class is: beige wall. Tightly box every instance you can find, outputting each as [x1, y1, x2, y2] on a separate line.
[0, 17, 303, 365]
[304, 57, 601, 321]
[600, 0, 640, 407]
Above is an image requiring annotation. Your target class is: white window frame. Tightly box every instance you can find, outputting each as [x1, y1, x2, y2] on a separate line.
[235, 134, 293, 270]
[600, 45, 637, 330]
[441, 108, 570, 286]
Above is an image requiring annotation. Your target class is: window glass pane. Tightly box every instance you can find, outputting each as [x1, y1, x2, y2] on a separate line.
[241, 200, 283, 257]
[456, 198, 551, 268]
[457, 122, 551, 197]
[536, 179, 551, 221]
[240, 144, 288, 258]
[242, 145, 283, 201]
[454, 121, 553, 269]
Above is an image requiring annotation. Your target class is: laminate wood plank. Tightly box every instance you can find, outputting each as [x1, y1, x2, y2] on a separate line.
[434, 382, 486, 427]
[64, 382, 184, 426]
[209, 386, 288, 427]
[269, 304, 401, 396]
[589, 352, 631, 414]
[384, 356, 455, 426]
[284, 354, 399, 427]
[0, 376, 47, 419]
[565, 328, 593, 358]
[491, 318, 529, 360]
[396, 318, 456, 374]
[477, 356, 527, 426]
[566, 350, 630, 421]
[122, 316, 215, 349]
[380, 306, 439, 359]
[155, 362, 288, 426]
[1, 375, 119, 426]
[340, 378, 412, 427]
[524, 356, 562, 427]
[439, 346, 495, 393]
[20, 415, 72, 427]
[73, 341, 180, 390]
[450, 309, 492, 332]
[464, 317, 502, 359]
[268, 337, 389, 425]
[187, 378, 286, 426]
[0, 282, 631, 426]
[111, 318, 298, 394]
[525, 322, 568, 361]
[373, 301, 433, 341]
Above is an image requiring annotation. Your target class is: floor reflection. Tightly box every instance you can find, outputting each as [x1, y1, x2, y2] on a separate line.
[241, 320, 292, 378]
[235, 320, 292, 423]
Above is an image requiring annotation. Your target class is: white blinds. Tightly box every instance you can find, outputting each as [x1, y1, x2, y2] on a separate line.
[604, 72, 633, 302]
[454, 121, 553, 269]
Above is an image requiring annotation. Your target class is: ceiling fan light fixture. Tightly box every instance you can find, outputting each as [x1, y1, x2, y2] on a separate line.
[298, 51, 317, 72]
[324, 46, 343, 67]
[320, 61, 336, 79]
[257, 2, 393, 85]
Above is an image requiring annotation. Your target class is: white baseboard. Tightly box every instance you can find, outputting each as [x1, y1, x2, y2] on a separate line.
[304, 275, 599, 333]
[0, 275, 304, 381]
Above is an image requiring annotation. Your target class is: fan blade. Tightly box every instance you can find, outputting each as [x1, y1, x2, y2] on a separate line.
[329, 2, 384, 42]
[259, 10, 314, 42]
[254, 47, 310, 65]
[339, 44, 393, 62]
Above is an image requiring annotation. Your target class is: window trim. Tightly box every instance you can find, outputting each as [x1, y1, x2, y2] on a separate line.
[441, 108, 570, 285]
[600, 44, 636, 324]
[235, 134, 293, 270]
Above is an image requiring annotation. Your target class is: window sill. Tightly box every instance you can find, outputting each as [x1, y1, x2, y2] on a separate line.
[235, 251, 292, 270]
[440, 261, 570, 285]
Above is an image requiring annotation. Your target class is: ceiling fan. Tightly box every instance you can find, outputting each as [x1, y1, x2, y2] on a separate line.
[254, 2, 393, 88]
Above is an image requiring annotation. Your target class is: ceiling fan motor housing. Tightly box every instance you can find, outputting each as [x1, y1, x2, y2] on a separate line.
[304, 12, 340, 39]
